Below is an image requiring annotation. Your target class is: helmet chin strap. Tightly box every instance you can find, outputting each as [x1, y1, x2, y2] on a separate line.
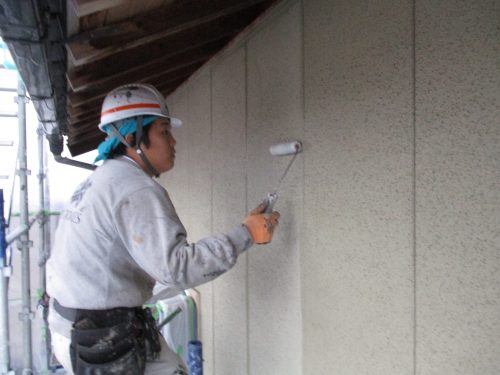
[108, 116, 160, 177]
[134, 116, 160, 178]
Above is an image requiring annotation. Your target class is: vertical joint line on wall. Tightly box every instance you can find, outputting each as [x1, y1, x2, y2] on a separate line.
[209, 67, 216, 373]
[411, 0, 417, 374]
[300, 0, 306, 124]
[244, 41, 250, 375]
[300, 0, 306, 371]
[209, 69, 214, 242]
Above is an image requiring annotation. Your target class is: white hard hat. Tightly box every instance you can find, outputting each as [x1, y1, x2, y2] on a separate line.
[98, 83, 182, 131]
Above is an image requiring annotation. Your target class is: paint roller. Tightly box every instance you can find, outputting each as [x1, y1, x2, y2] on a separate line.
[263, 141, 303, 214]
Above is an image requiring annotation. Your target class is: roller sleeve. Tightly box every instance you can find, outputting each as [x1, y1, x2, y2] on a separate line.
[269, 141, 302, 156]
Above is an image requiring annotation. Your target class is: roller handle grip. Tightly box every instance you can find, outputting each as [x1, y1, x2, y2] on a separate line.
[263, 192, 278, 214]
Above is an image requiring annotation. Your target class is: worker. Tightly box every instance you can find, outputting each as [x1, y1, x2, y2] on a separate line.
[46, 83, 280, 374]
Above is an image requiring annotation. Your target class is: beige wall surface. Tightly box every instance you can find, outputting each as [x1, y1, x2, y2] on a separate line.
[416, 1, 500, 374]
[303, 0, 415, 373]
[163, 0, 499, 374]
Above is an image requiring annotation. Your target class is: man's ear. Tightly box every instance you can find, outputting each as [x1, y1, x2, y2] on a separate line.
[124, 133, 135, 147]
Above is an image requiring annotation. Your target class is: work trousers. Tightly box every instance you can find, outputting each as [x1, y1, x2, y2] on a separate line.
[48, 304, 188, 375]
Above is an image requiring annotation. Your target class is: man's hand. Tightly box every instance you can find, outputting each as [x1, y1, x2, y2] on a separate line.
[243, 202, 280, 244]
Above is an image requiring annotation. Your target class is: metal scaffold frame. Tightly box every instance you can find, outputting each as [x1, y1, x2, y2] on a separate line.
[0, 75, 53, 374]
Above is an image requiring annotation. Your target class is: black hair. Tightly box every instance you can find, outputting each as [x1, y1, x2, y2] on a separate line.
[107, 123, 153, 159]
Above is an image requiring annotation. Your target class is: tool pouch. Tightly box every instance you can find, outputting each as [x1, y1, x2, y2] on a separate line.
[69, 307, 161, 375]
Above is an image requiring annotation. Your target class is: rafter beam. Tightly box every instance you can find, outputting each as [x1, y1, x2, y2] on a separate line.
[68, 59, 204, 108]
[71, 0, 129, 17]
[67, 136, 103, 157]
[66, 0, 270, 66]
[68, 36, 230, 93]
[68, 16, 255, 79]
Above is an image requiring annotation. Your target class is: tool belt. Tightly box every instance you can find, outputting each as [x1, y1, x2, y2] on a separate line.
[54, 299, 161, 375]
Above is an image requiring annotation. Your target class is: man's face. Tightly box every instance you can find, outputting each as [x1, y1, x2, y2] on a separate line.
[143, 118, 177, 174]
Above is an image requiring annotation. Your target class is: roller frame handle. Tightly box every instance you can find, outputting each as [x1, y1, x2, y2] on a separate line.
[263, 192, 278, 214]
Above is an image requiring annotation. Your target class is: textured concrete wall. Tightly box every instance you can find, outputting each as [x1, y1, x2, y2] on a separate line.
[164, 0, 500, 374]
[247, 4, 303, 374]
[211, 48, 248, 375]
[416, 1, 500, 374]
[303, 0, 415, 373]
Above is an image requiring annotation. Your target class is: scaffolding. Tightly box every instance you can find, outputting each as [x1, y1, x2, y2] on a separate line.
[0, 75, 53, 374]
[0, 34, 92, 373]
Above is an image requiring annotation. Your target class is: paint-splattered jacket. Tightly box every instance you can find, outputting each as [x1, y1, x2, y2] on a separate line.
[47, 156, 252, 313]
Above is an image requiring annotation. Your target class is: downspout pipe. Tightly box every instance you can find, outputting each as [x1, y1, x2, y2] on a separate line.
[46, 130, 96, 171]
[53, 155, 97, 171]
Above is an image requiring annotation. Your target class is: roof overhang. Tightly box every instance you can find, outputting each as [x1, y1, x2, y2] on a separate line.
[0, 0, 279, 156]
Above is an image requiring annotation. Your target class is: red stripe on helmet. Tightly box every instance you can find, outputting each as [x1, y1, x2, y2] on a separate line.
[101, 103, 161, 117]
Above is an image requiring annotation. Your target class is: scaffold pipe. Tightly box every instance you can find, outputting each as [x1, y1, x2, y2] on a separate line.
[5, 225, 28, 246]
[17, 78, 33, 375]
[0, 189, 12, 374]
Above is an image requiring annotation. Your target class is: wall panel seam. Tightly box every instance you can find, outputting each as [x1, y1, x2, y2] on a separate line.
[299, 0, 306, 374]
[244, 41, 250, 375]
[209, 66, 216, 375]
[412, 0, 417, 374]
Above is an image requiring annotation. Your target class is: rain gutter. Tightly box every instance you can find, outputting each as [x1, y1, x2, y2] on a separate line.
[0, 0, 96, 171]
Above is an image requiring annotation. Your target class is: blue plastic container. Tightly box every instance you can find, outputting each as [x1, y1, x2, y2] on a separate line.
[188, 340, 203, 375]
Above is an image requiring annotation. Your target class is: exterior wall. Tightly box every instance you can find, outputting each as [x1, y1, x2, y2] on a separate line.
[416, 1, 500, 374]
[163, 0, 499, 374]
[303, 0, 414, 373]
